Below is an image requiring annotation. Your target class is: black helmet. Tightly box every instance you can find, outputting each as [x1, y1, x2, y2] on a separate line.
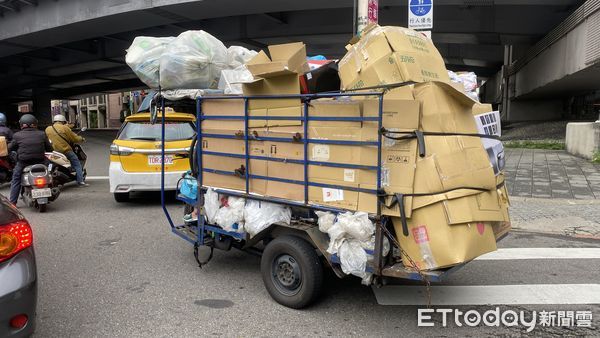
[0, 112, 6, 126]
[19, 114, 38, 127]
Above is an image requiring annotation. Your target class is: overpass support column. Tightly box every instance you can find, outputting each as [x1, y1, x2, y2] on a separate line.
[32, 88, 52, 126]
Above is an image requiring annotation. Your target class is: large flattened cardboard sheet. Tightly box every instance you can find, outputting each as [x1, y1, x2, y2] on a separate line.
[392, 203, 497, 271]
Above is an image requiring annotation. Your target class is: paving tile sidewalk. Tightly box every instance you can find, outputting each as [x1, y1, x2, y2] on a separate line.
[504, 148, 600, 199]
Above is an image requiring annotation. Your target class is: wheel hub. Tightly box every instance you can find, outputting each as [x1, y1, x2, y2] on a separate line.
[272, 254, 302, 296]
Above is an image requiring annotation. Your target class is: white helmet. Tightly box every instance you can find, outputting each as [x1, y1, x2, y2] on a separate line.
[53, 114, 67, 123]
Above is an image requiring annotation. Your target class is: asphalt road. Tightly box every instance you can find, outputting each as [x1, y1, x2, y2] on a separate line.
[1, 131, 600, 337]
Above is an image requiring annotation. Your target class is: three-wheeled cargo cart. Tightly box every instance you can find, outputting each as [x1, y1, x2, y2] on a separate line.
[158, 87, 463, 309]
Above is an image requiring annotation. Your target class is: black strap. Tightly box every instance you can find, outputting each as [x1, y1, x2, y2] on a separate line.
[51, 125, 72, 148]
[381, 128, 501, 158]
[379, 182, 505, 237]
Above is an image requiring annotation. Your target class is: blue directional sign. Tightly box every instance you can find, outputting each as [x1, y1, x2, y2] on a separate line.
[410, 0, 432, 16]
[408, 0, 433, 29]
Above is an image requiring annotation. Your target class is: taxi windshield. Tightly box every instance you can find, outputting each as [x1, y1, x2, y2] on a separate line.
[118, 121, 195, 141]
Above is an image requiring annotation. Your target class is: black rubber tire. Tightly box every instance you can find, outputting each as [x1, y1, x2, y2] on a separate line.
[261, 235, 323, 309]
[38, 203, 47, 213]
[114, 192, 129, 203]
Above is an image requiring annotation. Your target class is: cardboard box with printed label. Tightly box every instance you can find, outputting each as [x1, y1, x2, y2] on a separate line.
[308, 99, 362, 127]
[246, 42, 309, 78]
[392, 201, 498, 270]
[241, 42, 308, 127]
[201, 97, 267, 130]
[393, 211, 497, 271]
[309, 179, 360, 210]
[339, 25, 450, 90]
[200, 128, 267, 194]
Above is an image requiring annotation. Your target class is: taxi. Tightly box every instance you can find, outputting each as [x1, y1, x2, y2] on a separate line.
[109, 111, 195, 202]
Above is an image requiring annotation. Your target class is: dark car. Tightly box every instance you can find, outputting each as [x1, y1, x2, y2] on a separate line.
[0, 194, 37, 337]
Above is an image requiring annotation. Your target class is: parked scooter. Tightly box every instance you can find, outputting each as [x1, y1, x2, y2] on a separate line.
[45, 127, 87, 186]
[20, 163, 60, 212]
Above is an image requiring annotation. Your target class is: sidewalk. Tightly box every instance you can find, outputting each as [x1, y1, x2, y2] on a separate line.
[509, 197, 600, 239]
[504, 148, 600, 199]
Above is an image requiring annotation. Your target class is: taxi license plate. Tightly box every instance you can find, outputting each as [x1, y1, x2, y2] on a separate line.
[31, 188, 52, 198]
[148, 155, 174, 165]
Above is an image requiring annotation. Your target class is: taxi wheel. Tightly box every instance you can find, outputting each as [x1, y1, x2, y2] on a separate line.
[114, 192, 129, 203]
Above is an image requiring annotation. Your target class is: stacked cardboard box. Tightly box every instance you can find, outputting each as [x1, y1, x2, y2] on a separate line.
[338, 25, 450, 90]
[200, 27, 510, 271]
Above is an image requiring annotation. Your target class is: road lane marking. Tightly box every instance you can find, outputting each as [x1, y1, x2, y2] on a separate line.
[476, 248, 600, 260]
[373, 284, 600, 305]
[85, 176, 109, 180]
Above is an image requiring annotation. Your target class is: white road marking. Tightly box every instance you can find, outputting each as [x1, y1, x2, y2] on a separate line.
[373, 284, 600, 306]
[476, 248, 600, 260]
[85, 176, 109, 180]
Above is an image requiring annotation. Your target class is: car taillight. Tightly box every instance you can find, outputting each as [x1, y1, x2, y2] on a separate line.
[9, 314, 28, 329]
[110, 144, 133, 156]
[34, 177, 47, 188]
[0, 220, 33, 263]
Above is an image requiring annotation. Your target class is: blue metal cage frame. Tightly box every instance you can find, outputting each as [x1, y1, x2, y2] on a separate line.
[158, 90, 398, 275]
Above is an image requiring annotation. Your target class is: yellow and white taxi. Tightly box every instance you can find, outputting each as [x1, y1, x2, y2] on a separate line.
[109, 111, 195, 202]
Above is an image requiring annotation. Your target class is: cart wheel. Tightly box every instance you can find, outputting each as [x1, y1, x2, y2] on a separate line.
[261, 235, 323, 309]
[114, 192, 129, 203]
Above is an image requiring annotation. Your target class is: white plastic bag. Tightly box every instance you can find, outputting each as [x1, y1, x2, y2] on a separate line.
[339, 239, 371, 284]
[336, 212, 374, 242]
[203, 188, 219, 224]
[159, 30, 229, 89]
[315, 211, 336, 233]
[244, 200, 291, 237]
[458, 72, 478, 92]
[126, 36, 174, 88]
[227, 46, 258, 68]
[218, 65, 253, 94]
[361, 235, 391, 257]
[326, 223, 346, 254]
[214, 196, 245, 233]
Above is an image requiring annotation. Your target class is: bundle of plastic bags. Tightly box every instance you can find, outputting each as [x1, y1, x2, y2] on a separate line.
[203, 188, 220, 224]
[227, 46, 258, 68]
[316, 211, 389, 284]
[448, 70, 479, 101]
[218, 65, 253, 94]
[126, 30, 257, 90]
[244, 200, 291, 237]
[159, 30, 230, 90]
[214, 196, 246, 233]
[126, 36, 175, 88]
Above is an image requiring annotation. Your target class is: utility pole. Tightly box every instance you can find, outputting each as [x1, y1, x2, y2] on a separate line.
[355, 0, 378, 35]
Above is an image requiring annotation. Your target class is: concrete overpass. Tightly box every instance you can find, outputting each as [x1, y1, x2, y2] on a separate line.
[0, 0, 587, 123]
[481, 0, 600, 121]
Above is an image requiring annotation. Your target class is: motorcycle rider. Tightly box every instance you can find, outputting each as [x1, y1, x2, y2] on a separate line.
[0, 112, 13, 141]
[8, 114, 53, 205]
[45, 114, 88, 187]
